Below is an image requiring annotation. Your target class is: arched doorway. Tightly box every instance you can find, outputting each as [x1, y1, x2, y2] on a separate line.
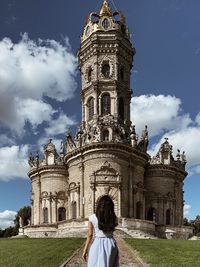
[58, 207, 66, 221]
[102, 129, 109, 141]
[147, 207, 156, 221]
[136, 201, 143, 219]
[71, 201, 77, 220]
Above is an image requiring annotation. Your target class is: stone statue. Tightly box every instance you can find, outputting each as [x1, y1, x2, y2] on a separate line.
[130, 125, 137, 148]
[138, 125, 149, 152]
[181, 151, 187, 163]
[19, 216, 23, 227]
[28, 153, 35, 167]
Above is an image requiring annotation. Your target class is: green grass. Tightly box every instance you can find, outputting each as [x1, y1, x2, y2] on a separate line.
[125, 238, 200, 267]
[0, 238, 85, 267]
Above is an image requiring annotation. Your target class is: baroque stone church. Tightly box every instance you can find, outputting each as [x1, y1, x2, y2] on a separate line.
[24, 1, 191, 238]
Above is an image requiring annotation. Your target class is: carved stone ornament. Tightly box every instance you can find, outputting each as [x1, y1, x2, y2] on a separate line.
[90, 161, 121, 184]
[99, 56, 115, 80]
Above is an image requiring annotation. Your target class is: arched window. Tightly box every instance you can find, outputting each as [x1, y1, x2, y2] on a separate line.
[136, 201, 143, 219]
[71, 201, 77, 220]
[102, 18, 110, 30]
[102, 63, 110, 78]
[43, 208, 48, 224]
[166, 209, 171, 225]
[88, 97, 94, 120]
[88, 67, 92, 82]
[118, 97, 124, 121]
[58, 207, 66, 222]
[101, 94, 111, 115]
[147, 207, 156, 221]
[102, 129, 109, 141]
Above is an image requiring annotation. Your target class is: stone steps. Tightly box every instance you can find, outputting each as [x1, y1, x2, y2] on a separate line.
[118, 228, 158, 240]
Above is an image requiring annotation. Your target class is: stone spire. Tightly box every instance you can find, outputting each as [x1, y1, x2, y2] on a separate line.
[100, 0, 112, 17]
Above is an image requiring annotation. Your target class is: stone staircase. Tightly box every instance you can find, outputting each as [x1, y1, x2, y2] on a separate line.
[117, 228, 158, 240]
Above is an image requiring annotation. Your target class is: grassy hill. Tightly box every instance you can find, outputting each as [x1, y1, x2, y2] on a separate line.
[126, 238, 200, 267]
[0, 238, 85, 267]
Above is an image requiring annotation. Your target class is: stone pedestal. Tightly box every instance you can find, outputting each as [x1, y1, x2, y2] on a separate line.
[18, 227, 24, 236]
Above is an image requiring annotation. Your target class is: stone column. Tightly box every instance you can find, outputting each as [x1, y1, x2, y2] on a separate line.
[79, 163, 85, 218]
[118, 185, 122, 218]
[31, 200, 34, 225]
[129, 165, 134, 217]
[68, 193, 71, 219]
[49, 193, 52, 224]
[92, 183, 96, 214]
[94, 89, 98, 117]
[38, 177, 42, 224]
[142, 191, 145, 219]
[51, 197, 55, 223]
[99, 96, 101, 116]
[77, 184, 81, 218]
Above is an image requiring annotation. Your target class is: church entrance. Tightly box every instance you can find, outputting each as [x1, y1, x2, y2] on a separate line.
[147, 207, 156, 221]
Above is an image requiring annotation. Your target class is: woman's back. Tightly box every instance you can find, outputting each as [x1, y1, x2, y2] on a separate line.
[89, 213, 114, 238]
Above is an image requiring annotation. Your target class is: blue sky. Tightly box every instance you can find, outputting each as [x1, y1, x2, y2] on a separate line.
[0, 0, 199, 228]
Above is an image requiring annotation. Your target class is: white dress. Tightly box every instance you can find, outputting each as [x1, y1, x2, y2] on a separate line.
[87, 214, 119, 267]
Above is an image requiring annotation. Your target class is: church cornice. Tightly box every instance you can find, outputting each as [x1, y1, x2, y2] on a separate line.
[146, 164, 187, 179]
[81, 80, 131, 96]
[28, 165, 68, 180]
[64, 142, 149, 164]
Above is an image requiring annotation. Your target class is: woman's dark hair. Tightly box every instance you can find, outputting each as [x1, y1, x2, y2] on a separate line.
[96, 195, 118, 232]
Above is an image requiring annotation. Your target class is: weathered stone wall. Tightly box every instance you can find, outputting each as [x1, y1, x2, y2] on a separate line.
[29, 166, 68, 225]
[66, 143, 148, 220]
[145, 166, 186, 225]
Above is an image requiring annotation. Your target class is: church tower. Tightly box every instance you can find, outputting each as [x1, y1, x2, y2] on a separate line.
[78, 0, 135, 143]
[65, 0, 149, 220]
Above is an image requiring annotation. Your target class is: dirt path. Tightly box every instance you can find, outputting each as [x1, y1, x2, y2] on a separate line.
[61, 238, 148, 267]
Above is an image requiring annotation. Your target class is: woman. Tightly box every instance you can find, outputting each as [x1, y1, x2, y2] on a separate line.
[82, 195, 119, 267]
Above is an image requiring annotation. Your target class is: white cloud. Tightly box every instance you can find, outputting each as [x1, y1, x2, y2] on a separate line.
[45, 112, 76, 136]
[131, 94, 191, 138]
[0, 33, 77, 135]
[184, 204, 192, 217]
[0, 210, 17, 229]
[0, 145, 29, 181]
[0, 134, 15, 146]
[131, 94, 200, 168]
[195, 113, 200, 126]
[188, 165, 200, 176]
